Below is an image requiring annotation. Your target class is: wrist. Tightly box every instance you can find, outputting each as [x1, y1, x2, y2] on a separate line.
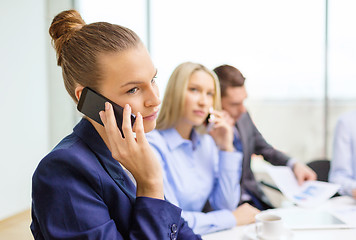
[136, 179, 164, 200]
[220, 144, 235, 152]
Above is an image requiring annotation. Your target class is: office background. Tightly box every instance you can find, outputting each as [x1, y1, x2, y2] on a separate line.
[1, 0, 356, 222]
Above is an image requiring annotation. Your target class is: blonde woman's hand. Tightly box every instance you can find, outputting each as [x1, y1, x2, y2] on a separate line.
[100, 102, 164, 199]
[208, 110, 235, 152]
[221, 110, 235, 127]
[232, 203, 260, 226]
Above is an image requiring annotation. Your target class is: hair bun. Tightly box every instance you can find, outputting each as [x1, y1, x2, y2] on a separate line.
[49, 10, 85, 66]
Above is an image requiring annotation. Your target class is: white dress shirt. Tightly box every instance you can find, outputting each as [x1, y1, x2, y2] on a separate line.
[329, 111, 356, 196]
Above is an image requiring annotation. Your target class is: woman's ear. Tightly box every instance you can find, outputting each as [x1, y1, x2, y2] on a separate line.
[75, 85, 84, 102]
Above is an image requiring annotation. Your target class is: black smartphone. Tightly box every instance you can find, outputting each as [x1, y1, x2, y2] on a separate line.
[77, 87, 136, 137]
[205, 109, 215, 132]
[205, 113, 211, 125]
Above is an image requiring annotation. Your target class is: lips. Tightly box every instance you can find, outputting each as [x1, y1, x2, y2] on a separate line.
[143, 111, 158, 121]
[193, 110, 207, 117]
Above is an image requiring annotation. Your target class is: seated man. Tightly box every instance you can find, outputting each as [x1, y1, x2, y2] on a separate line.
[329, 111, 356, 199]
[213, 64, 317, 210]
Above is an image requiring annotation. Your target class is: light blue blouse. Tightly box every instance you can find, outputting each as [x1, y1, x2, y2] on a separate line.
[146, 128, 243, 235]
[330, 111, 356, 196]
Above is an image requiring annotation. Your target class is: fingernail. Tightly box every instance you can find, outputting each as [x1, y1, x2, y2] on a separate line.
[125, 104, 131, 110]
[105, 102, 110, 110]
[137, 112, 141, 118]
[209, 107, 214, 113]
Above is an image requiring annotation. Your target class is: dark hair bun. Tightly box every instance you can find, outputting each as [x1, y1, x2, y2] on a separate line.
[49, 10, 85, 66]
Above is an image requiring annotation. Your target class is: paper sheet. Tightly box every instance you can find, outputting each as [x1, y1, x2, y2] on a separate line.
[266, 165, 340, 208]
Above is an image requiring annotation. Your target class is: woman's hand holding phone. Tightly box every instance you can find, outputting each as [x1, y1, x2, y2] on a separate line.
[207, 109, 235, 152]
[99, 102, 164, 200]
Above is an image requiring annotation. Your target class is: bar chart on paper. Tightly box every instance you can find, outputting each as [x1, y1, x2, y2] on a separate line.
[266, 166, 340, 207]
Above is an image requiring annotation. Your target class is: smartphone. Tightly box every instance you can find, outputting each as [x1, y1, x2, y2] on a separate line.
[205, 110, 215, 132]
[77, 87, 136, 137]
[205, 113, 211, 126]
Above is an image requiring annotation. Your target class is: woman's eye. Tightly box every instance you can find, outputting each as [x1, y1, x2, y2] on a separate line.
[151, 77, 156, 85]
[127, 87, 138, 94]
[189, 87, 198, 92]
[207, 92, 214, 97]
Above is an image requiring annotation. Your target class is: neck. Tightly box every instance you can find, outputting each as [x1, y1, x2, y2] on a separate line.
[174, 120, 193, 140]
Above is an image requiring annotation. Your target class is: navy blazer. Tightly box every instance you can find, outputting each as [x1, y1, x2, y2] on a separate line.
[236, 112, 290, 208]
[31, 118, 200, 240]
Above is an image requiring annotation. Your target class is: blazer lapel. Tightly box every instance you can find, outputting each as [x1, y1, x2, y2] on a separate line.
[94, 151, 136, 204]
[74, 118, 136, 204]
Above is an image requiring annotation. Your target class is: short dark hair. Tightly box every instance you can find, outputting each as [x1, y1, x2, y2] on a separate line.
[213, 65, 245, 97]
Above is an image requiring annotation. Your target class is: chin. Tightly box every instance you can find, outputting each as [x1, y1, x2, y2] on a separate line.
[143, 122, 156, 133]
[196, 119, 206, 126]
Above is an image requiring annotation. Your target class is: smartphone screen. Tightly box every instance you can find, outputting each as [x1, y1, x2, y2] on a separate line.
[77, 87, 136, 137]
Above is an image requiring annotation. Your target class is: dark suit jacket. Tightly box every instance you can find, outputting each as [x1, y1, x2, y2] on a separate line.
[236, 112, 290, 208]
[31, 118, 200, 240]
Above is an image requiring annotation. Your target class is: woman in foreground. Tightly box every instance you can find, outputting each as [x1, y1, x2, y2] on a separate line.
[31, 10, 200, 240]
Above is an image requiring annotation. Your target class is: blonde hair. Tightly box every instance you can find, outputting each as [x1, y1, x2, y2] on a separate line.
[156, 62, 221, 130]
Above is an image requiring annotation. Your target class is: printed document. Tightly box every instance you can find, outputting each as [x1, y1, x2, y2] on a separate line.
[266, 166, 340, 207]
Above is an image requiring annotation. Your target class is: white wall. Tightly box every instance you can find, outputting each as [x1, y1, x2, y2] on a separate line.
[0, 0, 47, 220]
[0, 0, 75, 221]
[47, 0, 78, 148]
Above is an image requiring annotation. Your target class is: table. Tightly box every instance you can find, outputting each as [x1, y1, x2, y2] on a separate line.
[202, 196, 356, 240]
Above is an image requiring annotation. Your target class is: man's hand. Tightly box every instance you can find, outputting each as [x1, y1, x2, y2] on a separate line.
[352, 189, 356, 199]
[293, 162, 317, 185]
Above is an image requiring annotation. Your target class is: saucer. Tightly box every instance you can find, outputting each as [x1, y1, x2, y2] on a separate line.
[243, 224, 294, 240]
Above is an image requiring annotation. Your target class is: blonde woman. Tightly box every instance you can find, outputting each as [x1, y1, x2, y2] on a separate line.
[147, 62, 259, 235]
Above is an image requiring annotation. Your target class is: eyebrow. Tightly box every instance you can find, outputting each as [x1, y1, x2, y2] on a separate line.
[120, 69, 157, 88]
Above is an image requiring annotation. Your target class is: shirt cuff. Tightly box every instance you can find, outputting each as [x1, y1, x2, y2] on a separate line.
[286, 158, 297, 169]
[218, 150, 243, 171]
[339, 184, 356, 197]
[205, 209, 236, 233]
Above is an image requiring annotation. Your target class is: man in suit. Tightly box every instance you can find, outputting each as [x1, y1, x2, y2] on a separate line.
[213, 64, 317, 210]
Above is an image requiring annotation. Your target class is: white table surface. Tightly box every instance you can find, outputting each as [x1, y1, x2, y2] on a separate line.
[202, 196, 356, 240]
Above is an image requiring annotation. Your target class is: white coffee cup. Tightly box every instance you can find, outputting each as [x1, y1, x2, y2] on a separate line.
[255, 212, 286, 239]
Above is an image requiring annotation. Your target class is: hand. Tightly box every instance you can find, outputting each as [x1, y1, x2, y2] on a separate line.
[221, 110, 235, 126]
[293, 162, 317, 185]
[100, 102, 164, 199]
[232, 203, 260, 226]
[352, 189, 356, 199]
[208, 110, 235, 152]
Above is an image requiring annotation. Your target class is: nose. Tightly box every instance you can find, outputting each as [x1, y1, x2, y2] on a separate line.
[198, 92, 209, 106]
[144, 85, 161, 108]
